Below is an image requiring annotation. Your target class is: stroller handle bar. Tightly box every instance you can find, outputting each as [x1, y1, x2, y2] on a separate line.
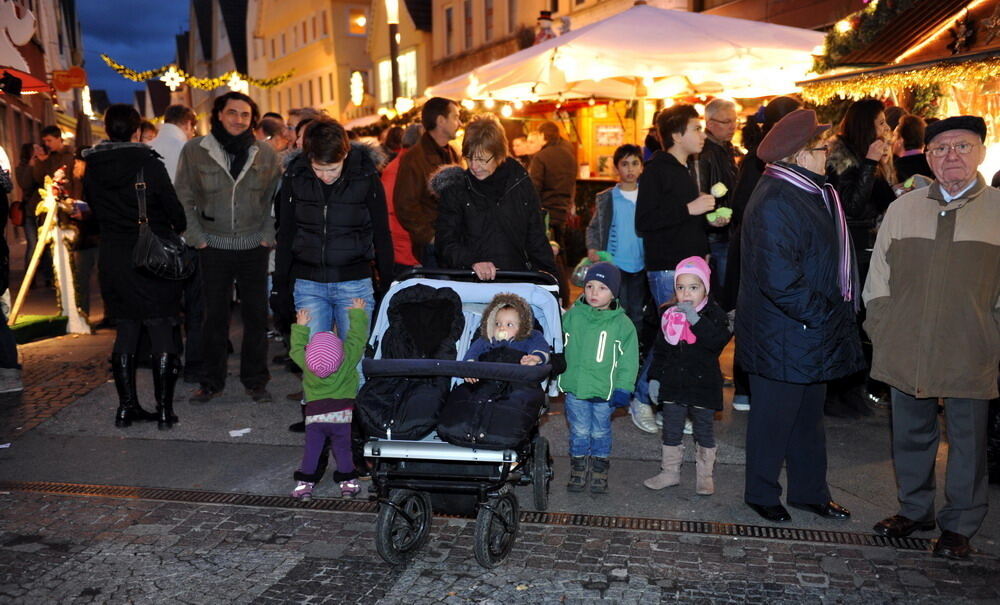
[394, 268, 558, 287]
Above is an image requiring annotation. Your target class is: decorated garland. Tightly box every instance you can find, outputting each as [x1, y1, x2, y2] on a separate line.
[801, 56, 1000, 104]
[813, 0, 924, 74]
[100, 54, 292, 90]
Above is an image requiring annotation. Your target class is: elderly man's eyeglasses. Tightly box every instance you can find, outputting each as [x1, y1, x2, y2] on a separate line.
[927, 142, 977, 157]
[466, 154, 495, 166]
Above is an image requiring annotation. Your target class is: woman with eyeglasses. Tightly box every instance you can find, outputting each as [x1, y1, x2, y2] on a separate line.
[431, 114, 557, 281]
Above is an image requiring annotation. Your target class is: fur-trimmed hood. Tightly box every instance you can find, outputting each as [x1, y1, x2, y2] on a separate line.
[428, 158, 529, 199]
[479, 292, 534, 341]
[825, 136, 860, 176]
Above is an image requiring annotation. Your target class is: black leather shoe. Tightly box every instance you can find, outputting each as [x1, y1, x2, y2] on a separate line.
[746, 501, 791, 522]
[873, 514, 935, 538]
[789, 501, 851, 520]
[933, 530, 971, 559]
[190, 386, 222, 403]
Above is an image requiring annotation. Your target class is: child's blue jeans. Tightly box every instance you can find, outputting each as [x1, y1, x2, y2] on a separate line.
[564, 392, 614, 458]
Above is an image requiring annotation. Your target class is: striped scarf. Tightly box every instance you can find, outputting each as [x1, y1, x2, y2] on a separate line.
[762, 162, 858, 309]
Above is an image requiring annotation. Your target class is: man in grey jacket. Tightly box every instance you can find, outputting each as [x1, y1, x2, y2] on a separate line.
[175, 92, 282, 403]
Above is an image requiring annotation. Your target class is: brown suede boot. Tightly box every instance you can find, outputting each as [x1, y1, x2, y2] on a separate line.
[695, 445, 717, 495]
[644, 445, 683, 490]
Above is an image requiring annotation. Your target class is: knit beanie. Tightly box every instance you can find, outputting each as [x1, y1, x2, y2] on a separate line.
[673, 256, 711, 302]
[305, 331, 345, 378]
[584, 262, 622, 297]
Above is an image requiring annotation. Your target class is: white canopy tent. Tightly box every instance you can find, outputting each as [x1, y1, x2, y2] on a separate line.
[425, 2, 825, 102]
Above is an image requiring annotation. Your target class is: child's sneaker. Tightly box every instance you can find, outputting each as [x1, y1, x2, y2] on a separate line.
[291, 481, 314, 501]
[339, 479, 361, 498]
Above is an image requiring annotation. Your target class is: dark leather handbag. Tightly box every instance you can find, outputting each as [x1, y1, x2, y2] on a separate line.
[132, 168, 196, 280]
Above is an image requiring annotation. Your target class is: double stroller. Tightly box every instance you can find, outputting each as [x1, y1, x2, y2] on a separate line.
[358, 269, 562, 568]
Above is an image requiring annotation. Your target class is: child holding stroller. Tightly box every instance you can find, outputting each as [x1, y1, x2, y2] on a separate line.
[559, 262, 639, 494]
[643, 256, 731, 495]
[290, 299, 369, 501]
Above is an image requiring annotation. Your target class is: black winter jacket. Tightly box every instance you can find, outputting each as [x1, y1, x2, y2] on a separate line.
[274, 143, 393, 290]
[635, 151, 708, 271]
[735, 162, 864, 384]
[825, 137, 895, 254]
[431, 159, 557, 278]
[649, 300, 731, 410]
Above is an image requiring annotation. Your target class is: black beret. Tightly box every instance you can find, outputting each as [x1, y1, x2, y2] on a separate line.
[925, 115, 987, 145]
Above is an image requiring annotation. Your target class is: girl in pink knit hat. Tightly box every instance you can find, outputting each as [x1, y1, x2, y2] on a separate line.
[644, 256, 732, 496]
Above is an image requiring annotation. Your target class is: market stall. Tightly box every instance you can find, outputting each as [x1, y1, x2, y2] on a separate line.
[800, 0, 1000, 179]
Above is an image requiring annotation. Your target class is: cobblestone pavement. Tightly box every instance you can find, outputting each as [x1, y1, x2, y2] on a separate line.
[1, 491, 998, 604]
[0, 332, 114, 438]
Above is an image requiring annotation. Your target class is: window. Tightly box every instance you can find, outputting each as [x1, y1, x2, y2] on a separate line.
[464, 0, 473, 50]
[292, 24, 298, 48]
[271, 38, 276, 59]
[308, 79, 314, 106]
[312, 15, 317, 39]
[322, 10, 328, 36]
[377, 59, 393, 106]
[281, 33, 286, 55]
[318, 76, 324, 104]
[485, 0, 494, 42]
[444, 6, 454, 55]
[507, 0, 517, 34]
[348, 8, 367, 36]
[302, 21, 307, 44]
[329, 74, 335, 103]
[298, 82, 304, 106]
[287, 88, 292, 109]
[398, 50, 417, 98]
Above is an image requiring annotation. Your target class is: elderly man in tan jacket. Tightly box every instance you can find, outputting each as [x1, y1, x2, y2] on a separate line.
[863, 115, 1000, 560]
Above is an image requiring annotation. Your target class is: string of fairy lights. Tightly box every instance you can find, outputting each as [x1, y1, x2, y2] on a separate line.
[801, 56, 1000, 105]
[100, 54, 293, 93]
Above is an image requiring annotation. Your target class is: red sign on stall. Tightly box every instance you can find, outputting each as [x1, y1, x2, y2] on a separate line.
[51, 66, 87, 92]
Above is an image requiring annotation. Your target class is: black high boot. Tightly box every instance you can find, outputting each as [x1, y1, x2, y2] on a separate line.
[112, 353, 158, 427]
[152, 353, 181, 430]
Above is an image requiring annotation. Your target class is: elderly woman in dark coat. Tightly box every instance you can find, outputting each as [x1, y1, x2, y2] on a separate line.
[83, 104, 187, 430]
[736, 109, 864, 523]
[431, 114, 557, 281]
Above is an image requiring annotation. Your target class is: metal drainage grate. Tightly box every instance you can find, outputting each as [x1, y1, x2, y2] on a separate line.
[1, 481, 931, 551]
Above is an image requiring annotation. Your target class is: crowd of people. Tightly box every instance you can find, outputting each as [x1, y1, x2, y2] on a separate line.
[0, 91, 998, 559]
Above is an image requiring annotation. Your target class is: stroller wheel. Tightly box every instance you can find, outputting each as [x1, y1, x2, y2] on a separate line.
[474, 487, 520, 568]
[531, 436, 552, 511]
[375, 489, 433, 565]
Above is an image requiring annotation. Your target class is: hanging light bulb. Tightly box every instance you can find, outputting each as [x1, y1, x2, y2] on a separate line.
[484, 96, 495, 109]
[588, 96, 596, 107]
[461, 99, 476, 110]
[513, 99, 524, 110]
[500, 104, 513, 118]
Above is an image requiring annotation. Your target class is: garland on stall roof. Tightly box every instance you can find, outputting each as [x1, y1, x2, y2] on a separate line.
[801, 56, 1000, 104]
[100, 54, 293, 90]
[813, 0, 924, 74]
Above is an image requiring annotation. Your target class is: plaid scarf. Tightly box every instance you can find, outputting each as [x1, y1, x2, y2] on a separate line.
[762, 162, 858, 309]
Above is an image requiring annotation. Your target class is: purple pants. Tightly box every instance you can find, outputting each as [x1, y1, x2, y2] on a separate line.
[299, 422, 354, 480]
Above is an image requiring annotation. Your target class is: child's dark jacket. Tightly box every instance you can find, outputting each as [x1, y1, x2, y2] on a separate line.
[649, 300, 731, 410]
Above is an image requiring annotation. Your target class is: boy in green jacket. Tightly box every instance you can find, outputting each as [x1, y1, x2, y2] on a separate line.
[559, 263, 639, 494]
[289, 299, 368, 501]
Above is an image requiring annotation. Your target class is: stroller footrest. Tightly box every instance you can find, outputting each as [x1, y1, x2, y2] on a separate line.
[365, 439, 519, 463]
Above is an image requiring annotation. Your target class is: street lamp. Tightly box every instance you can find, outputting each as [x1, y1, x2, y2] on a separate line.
[385, 0, 401, 107]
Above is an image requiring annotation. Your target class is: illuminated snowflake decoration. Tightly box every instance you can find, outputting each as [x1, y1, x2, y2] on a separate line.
[227, 73, 249, 94]
[160, 66, 185, 91]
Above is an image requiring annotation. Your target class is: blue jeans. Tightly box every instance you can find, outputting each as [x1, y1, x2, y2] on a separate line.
[634, 269, 676, 404]
[564, 392, 614, 458]
[645, 269, 676, 307]
[293, 278, 375, 338]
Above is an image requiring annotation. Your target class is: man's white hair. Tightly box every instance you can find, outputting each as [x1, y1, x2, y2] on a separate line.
[705, 98, 736, 120]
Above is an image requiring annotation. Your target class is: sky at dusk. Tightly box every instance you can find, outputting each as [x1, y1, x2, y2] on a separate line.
[78, 1, 190, 104]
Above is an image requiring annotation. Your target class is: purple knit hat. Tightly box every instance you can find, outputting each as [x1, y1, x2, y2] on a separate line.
[305, 331, 345, 378]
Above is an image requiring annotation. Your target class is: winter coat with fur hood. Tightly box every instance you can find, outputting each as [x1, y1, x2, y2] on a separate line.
[432, 158, 558, 278]
[825, 136, 896, 253]
[274, 142, 394, 290]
